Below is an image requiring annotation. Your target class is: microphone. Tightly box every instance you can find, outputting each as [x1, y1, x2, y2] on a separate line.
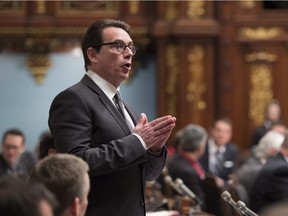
[236, 201, 258, 216]
[221, 191, 245, 216]
[174, 178, 202, 205]
[146, 198, 169, 212]
[163, 175, 184, 196]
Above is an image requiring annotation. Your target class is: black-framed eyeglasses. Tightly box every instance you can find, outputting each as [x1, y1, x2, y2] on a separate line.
[95, 40, 136, 55]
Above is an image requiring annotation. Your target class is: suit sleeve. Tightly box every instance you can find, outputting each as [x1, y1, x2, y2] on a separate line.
[270, 165, 288, 201]
[49, 89, 149, 176]
[144, 148, 167, 181]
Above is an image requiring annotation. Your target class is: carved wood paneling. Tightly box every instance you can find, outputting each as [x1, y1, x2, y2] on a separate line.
[1, 1, 288, 150]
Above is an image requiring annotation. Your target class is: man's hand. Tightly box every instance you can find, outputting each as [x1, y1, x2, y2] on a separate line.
[133, 113, 176, 151]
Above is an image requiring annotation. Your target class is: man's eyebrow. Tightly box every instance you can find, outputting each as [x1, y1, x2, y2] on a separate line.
[114, 39, 134, 45]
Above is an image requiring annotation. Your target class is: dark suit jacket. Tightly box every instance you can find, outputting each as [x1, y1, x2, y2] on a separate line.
[199, 140, 239, 181]
[251, 122, 270, 146]
[249, 153, 288, 213]
[49, 75, 167, 216]
[168, 153, 206, 209]
[0, 152, 36, 179]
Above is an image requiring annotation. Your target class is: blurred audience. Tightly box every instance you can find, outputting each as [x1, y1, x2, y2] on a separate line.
[249, 133, 288, 213]
[0, 174, 57, 216]
[36, 130, 56, 159]
[0, 128, 37, 179]
[251, 99, 282, 147]
[199, 117, 239, 188]
[30, 153, 90, 216]
[168, 124, 208, 209]
[259, 201, 288, 216]
[233, 130, 284, 205]
[270, 121, 287, 135]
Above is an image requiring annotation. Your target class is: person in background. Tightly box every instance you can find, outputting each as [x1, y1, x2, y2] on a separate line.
[168, 124, 208, 209]
[233, 130, 285, 206]
[199, 117, 239, 188]
[0, 174, 57, 216]
[259, 201, 288, 216]
[36, 130, 56, 159]
[0, 128, 37, 178]
[270, 121, 287, 136]
[251, 99, 282, 147]
[30, 153, 90, 216]
[48, 18, 176, 216]
[249, 133, 288, 213]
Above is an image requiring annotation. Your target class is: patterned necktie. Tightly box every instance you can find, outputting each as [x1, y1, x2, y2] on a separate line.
[212, 150, 224, 176]
[113, 91, 125, 119]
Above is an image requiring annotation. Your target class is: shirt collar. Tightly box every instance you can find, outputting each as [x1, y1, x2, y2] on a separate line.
[86, 70, 119, 100]
[208, 138, 226, 154]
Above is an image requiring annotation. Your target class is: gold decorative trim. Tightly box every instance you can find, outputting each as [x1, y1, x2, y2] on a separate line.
[239, 27, 283, 40]
[128, 1, 139, 14]
[165, 1, 178, 20]
[186, 45, 206, 121]
[187, 0, 205, 19]
[249, 64, 273, 125]
[36, 1, 46, 14]
[0, 26, 87, 36]
[165, 45, 179, 116]
[55, 1, 119, 16]
[245, 52, 277, 63]
[239, 0, 255, 9]
[0, 26, 148, 37]
[27, 53, 51, 85]
[25, 38, 53, 84]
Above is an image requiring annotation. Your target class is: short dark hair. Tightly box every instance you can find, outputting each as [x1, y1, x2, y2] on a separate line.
[0, 175, 57, 216]
[2, 128, 25, 144]
[212, 117, 233, 128]
[30, 154, 89, 216]
[38, 131, 55, 159]
[81, 18, 131, 71]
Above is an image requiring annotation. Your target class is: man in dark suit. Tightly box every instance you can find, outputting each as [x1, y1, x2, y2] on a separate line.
[0, 128, 37, 179]
[251, 99, 282, 147]
[48, 18, 176, 216]
[249, 133, 288, 214]
[168, 124, 208, 210]
[199, 117, 239, 187]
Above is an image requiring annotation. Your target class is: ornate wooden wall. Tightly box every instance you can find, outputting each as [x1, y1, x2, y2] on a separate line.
[1, 1, 288, 151]
[152, 1, 218, 146]
[216, 1, 288, 149]
[152, 1, 288, 150]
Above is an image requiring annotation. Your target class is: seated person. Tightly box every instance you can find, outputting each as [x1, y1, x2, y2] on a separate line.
[30, 153, 90, 216]
[199, 117, 239, 188]
[168, 124, 208, 210]
[234, 130, 284, 206]
[251, 99, 282, 147]
[249, 133, 288, 213]
[37, 130, 56, 159]
[0, 175, 57, 216]
[0, 128, 37, 178]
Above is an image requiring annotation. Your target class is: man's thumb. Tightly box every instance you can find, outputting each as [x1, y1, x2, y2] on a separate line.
[137, 113, 147, 126]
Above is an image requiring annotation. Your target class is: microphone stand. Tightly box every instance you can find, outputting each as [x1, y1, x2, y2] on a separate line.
[174, 178, 202, 207]
[221, 191, 246, 216]
[236, 201, 259, 216]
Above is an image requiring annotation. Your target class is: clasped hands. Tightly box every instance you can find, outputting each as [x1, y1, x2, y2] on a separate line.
[133, 113, 176, 152]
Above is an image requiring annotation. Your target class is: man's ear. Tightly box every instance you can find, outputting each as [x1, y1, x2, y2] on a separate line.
[48, 148, 57, 156]
[70, 197, 80, 216]
[87, 47, 98, 62]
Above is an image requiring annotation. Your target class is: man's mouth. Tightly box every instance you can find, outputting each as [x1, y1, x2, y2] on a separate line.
[123, 63, 132, 70]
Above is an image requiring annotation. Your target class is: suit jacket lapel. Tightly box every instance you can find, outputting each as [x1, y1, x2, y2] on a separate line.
[81, 75, 132, 134]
